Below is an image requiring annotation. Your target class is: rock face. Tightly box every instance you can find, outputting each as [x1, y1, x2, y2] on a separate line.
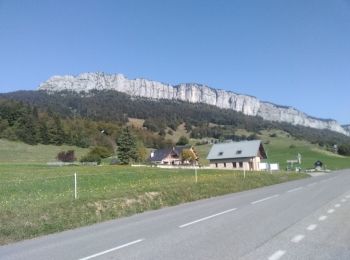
[343, 125, 350, 133]
[39, 72, 349, 136]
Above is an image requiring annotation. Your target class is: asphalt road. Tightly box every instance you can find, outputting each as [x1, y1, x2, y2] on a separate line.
[1, 169, 350, 260]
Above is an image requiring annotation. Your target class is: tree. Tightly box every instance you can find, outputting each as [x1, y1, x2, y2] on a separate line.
[57, 150, 76, 162]
[181, 149, 197, 164]
[176, 136, 189, 145]
[338, 144, 350, 156]
[116, 127, 137, 164]
[136, 142, 148, 162]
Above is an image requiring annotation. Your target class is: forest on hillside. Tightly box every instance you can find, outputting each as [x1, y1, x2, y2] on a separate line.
[1, 90, 350, 155]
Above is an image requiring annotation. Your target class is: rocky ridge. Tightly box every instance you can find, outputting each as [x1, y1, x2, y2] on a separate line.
[39, 72, 349, 136]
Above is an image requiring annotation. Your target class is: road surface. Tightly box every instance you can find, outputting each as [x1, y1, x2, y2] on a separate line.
[1, 169, 350, 260]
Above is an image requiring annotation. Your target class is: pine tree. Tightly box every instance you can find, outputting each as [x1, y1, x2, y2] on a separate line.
[116, 127, 137, 164]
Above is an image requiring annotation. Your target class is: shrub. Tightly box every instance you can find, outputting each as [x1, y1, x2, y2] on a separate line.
[79, 146, 112, 165]
[57, 150, 76, 162]
[338, 144, 350, 156]
[80, 153, 101, 165]
[89, 146, 112, 159]
[176, 136, 189, 145]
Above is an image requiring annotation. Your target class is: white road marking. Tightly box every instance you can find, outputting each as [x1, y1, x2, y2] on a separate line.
[287, 187, 303, 193]
[327, 209, 335, 214]
[307, 183, 317, 187]
[268, 250, 286, 260]
[291, 234, 305, 243]
[334, 204, 341, 208]
[79, 239, 144, 260]
[179, 208, 237, 228]
[319, 215, 327, 221]
[341, 199, 346, 202]
[307, 224, 317, 231]
[251, 194, 279, 205]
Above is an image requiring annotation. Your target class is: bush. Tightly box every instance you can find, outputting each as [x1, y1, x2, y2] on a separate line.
[89, 146, 112, 159]
[176, 136, 189, 145]
[80, 153, 101, 165]
[57, 150, 76, 162]
[338, 144, 350, 156]
[79, 146, 112, 165]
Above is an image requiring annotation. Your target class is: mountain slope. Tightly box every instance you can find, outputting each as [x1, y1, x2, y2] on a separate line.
[39, 72, 349, 135]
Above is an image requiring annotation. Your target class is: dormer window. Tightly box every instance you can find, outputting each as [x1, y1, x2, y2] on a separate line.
[236, 150, 242, 154]
[218, 152, 223, 156]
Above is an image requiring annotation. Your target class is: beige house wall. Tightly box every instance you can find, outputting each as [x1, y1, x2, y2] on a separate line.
[209, 156, 262, 171]
[161, 154, 181, 165]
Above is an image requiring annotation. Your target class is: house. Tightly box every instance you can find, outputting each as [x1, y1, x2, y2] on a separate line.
[150, 146, 198, 165]
[206, 140, 267, 171]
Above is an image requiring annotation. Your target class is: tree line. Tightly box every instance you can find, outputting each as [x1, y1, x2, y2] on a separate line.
[1, 90, 350, 154]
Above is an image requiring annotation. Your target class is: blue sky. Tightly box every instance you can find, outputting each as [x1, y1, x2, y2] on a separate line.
[0, 0, 349, 124]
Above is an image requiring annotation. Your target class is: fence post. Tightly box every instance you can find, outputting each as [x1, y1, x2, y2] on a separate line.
[195, 166, 198, 183]
[74, 172, 77, 199]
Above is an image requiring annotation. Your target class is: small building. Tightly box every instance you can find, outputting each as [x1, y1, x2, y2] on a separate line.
[314, 160, 323, 170]
[206, 140, 267, 171]
[149, 146, 198, 165]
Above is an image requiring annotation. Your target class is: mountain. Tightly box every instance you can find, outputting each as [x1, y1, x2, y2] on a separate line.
[343, 125, 350, 133]
[39, 72, 349, 136]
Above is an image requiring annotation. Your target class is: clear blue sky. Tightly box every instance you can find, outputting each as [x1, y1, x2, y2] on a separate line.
[0, 0, 349, 124]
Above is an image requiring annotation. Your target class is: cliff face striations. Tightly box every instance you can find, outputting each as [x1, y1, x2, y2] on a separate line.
[39, 72, 349, 136]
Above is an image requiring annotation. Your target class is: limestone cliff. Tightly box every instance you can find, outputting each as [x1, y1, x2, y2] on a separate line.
[38, 72, 349, 136]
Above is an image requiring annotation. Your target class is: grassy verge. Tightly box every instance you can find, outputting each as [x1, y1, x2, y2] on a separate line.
[0, 164, 308, 244]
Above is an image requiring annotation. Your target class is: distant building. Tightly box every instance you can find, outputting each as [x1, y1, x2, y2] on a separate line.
[149, 146, 198, 165]
[206, 140, 267, 171]
[314, 160, 323, 170]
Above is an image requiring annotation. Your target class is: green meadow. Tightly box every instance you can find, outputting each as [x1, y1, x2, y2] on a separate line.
[0, 163, 307, 244]
[1, 130, 349, 244]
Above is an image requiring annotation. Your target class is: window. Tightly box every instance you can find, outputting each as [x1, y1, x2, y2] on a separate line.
[218, 152, 223, 156]
[233, 162, 236, 168]
[215, 163, 218, 168]
[224, 162, 226, 168]
[236, 150, 242, 155]
[239, 162, 243, 168]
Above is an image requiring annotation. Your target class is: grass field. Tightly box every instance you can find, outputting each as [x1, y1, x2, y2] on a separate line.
[258, 130, 350, 170]
[0, 131, 349, 244]
[0, 163, 308, 244]
[0, 139, 89, 164]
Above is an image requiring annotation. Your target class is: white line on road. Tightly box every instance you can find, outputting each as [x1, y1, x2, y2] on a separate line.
[287, 187, 303, 193]
[291, 234, 305, 243]
[327, 209, 335, 214]
[307, 224, 317, 231]
[268, 250, 286, 260]
[79, 239, 144, 260]
[335, 204, 341, 208]
[319, 215, 327, 221]
[179, 208, 237, 228]
[251, 194, 279, 205]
